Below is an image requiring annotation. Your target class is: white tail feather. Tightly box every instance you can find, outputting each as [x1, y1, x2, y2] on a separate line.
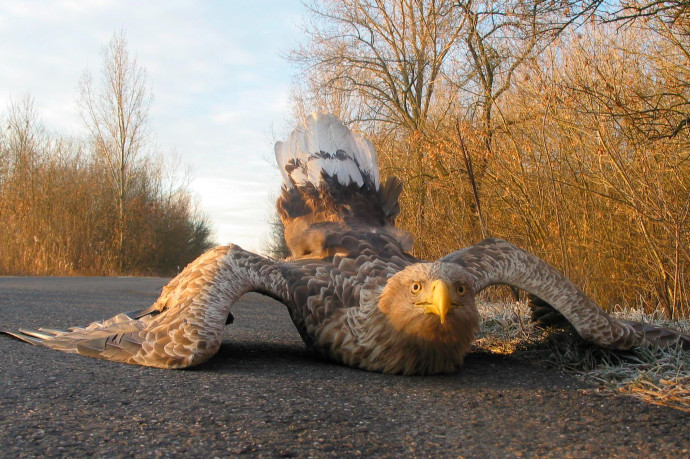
[354, 135, 378, 188]
[275, 113, 379, 189]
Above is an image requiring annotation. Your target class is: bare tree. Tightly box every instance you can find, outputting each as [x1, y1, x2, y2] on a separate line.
[292, 0, 466, 131]
[290, 0, 471, 248]
[263, 203, 290, 260]
[606, 0, 690, 24]
[78, 31, 152, 272]
[289, 0, 587, 249]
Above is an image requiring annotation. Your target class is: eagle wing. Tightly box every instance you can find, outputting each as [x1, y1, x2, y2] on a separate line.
[4, 245, 293, 368]
[441, 238, 690, 350]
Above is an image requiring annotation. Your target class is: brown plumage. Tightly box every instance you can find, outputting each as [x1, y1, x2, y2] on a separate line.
[4, 113, 689, 374]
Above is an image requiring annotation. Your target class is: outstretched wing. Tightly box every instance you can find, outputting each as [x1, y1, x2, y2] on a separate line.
[441, 238, 690, 350]
[3, 245, 292, 368]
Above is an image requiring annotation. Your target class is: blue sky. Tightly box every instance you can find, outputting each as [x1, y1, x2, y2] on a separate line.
[0, 0, 307, 253]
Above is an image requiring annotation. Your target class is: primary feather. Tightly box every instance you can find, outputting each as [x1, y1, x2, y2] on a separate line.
[4, 113, 689, 374]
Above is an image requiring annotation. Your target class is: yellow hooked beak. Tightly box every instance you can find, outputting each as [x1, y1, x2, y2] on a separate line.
[420, 279, 452, 324]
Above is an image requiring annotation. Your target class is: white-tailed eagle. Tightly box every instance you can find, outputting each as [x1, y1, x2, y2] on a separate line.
[4, 113, 689, 374]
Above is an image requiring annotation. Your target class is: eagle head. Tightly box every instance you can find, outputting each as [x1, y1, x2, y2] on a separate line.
[373, 262, 480, 374]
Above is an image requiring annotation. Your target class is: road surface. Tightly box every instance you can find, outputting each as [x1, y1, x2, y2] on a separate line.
[1, 276, 688, 457]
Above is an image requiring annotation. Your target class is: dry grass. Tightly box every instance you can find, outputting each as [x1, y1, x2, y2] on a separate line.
[474, 301, 690, 412]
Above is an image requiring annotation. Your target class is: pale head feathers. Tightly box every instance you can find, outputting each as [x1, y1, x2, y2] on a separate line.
[378, 263, 479, 342]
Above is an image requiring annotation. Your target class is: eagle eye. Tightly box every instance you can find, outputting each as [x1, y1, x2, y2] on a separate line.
[456, 285, 466, 296]
[410, 282, 422, 294]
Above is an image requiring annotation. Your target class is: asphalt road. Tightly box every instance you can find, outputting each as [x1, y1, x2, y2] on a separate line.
[1, 276, 688, 458]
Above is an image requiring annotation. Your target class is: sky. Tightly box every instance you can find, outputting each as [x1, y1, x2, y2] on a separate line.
[0, 0, 307, 253]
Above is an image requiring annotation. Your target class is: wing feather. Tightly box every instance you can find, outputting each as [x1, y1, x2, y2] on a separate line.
[3, 245, 295, 368]
[442, 238, 641, 349]
[444, 238, 690, 350]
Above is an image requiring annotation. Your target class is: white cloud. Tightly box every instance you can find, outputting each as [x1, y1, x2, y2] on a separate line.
[0, 0, 304, 252]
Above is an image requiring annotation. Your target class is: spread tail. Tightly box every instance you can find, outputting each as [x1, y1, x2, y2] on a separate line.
[275, 112, 379, 190]
[275, 113, 410, 258]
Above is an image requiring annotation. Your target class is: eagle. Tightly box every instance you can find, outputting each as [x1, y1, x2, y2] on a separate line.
[4, 113, 689, 375]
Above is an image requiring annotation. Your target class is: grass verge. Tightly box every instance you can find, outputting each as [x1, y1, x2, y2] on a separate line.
[474, 301, 690, 412]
